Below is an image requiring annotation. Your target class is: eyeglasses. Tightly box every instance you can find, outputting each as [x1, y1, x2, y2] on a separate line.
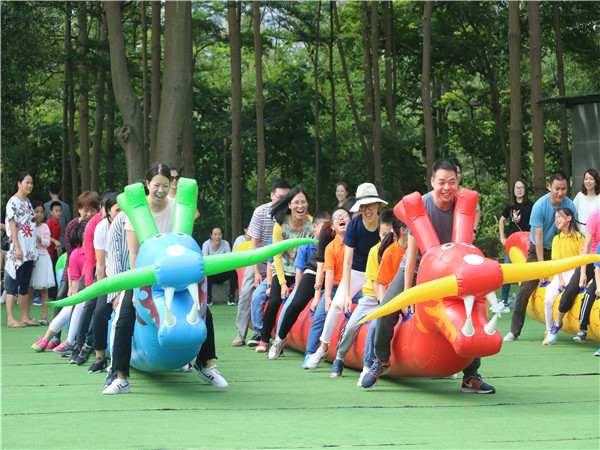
[332, 212, 350, 221]
[359, 203, 378, 212]
[514, 186, 525, 190]
[171, 175, 180, 182]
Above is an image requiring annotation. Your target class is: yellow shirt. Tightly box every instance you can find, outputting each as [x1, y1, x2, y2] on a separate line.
[551, 230, 584, 261]
[362, 243, 381, 298]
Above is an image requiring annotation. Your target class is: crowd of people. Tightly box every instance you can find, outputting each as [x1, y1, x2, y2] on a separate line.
[2, 161, 599, 396]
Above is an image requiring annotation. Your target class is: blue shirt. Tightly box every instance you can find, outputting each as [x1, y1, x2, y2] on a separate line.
[344, 215, 380, 272]
[529, 193, 577, 249]
[595, 243, 600, 268]
[294, 236, 317, 271]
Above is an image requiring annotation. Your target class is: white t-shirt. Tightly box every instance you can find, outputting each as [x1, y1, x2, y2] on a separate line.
[93, 218, 110, 267]
[573, 192, 600, 233]
[124, 196, 174, 236]
[232, 234, 248, 251]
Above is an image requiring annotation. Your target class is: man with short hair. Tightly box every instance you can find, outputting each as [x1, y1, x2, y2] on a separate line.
[232, 179, 291, 346]
[43, 182, 72, 248]
[362, 158, 495, 394]
[504, 171, 577, 341]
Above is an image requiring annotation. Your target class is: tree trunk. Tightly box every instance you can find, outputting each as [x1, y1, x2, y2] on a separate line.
[329, 1, 338, 173]
[67, 2, 78, 204]
[150, 1, 162, 163]
[383, 0, 396, 134]
[487, 69, 510, 191]
[104, 1, 146, 183]
[528, 0, 545, 200]
[62, 2, 71, 202]
[155, 1, 192, 169]
[223, 139, 229, 242]
[253, 1, 266, 206]
[371, 1, 385, 197]
[182, 10, 194, 178]
[552, 2, 570, 186]
[333, 1, 374, 180]
[361, 2, 374, 156]
[313, 2, 322, 211]
[422, 1, 435, 181]
[228, 1, 242, 240]
[105, 82, 115, 190]
[91, 15, 108, 194]
[77, 1, 90, 192]
[141, 0, 150, 168]
[508, 0, 522, 197]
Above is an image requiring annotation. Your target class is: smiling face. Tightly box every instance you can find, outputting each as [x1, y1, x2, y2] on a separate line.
[289, 192, 308, 221]
[584, 172, 597, 194]
[332, 208, 350, 236]
[336, 184, 348, 202]
[431, 168, 458, 209]
[548, 178, 568, 207]
[34, 205, 44, 224]
[359, 202, 379, 224]
[514, 181, 525, 201]
[18, 175, 34, 197]
[554, 209, 572, 232]
[210, 227, 223, 245]
[170, 169, 180, 192]
[147, 174, 170, 211]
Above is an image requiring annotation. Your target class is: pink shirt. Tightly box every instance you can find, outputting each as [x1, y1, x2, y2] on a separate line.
[69, 247, 85, 280]
[583, 208, 600, 254]
[35, 223, 51, 256]
[83, 212, 102, 287]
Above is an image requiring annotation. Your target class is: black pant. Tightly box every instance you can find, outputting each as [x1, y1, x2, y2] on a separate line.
[260, 274, 295, 343]
[112, 289, 217, 377]
[579, 278, 598, 331]
[558, 265, 594, 314]
[277, 272, 316, 340]
[92, 294, 110, 351]
[206, 270, 237, 298]
[75, 277, 96, 349]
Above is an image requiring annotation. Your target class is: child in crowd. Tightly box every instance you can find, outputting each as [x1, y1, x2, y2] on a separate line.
[544, 207, 584, 345]
[31, 218, 89, 352]
[46, 201, 62, 262]
[28, 202, 56, 326]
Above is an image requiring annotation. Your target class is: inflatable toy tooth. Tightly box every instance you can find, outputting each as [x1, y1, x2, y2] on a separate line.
[50, 178, 315, 372]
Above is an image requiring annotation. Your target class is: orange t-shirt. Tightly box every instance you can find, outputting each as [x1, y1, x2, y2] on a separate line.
[376, 241, 405, 287]
[324, 235, 345, 285]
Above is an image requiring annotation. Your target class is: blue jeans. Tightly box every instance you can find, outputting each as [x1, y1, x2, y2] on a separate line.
[250, 279, 269, 334]
[501, 252, 511, 302]
[363, 318, 377, 368]
[305, 285, 337, 355]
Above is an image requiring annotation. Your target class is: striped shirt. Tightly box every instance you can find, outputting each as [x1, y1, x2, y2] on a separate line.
[106, 212, 129, 302]
[247, 202, 275, 248]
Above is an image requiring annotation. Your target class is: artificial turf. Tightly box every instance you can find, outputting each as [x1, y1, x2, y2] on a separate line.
[1, 301, 599, 449]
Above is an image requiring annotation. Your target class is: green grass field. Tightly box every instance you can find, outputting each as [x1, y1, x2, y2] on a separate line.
[2, 302, 599, 449]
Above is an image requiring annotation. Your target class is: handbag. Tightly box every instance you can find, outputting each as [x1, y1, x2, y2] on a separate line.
[1, 234, 10, 251]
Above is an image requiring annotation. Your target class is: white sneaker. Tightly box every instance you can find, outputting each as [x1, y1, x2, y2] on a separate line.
[503, 331, 517, 342]
[306, 347, 327, 370]
[0, 291, 6, 304]
[498, 301, 510, 314]
[103, 378, 130, 395]
[268, 337, 287, 360]
[179, 363, 193, 372]
[198, 364, 228, 389]
[357, 366, 370, 386]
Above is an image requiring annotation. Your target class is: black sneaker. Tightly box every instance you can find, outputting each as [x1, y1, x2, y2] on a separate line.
[68, 346, 81, 364]
[88, 357, 108, 374]
[76, 344, 93, 366]
[247, 333, 261, 347]
[207, 296, 213, 307]
[227, 294, 236, 306]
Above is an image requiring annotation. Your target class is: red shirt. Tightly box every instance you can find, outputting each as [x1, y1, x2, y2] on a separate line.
[46, 217, 61, 259]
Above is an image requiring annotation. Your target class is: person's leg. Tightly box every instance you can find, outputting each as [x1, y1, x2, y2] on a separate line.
[509, 244, 550, 337]
[228, 270, 238, 296]
[235, 265, 259, 340]
[501, 252, 511, 302]
[554, 268, 577, 325]
[363, 318, 377, 368]
[275, 286, 295, 336]
[336, 295, 378, 361]
[374, 268, 407, 363]
[277, 273, 315, 340]
[92, 294, 111, 360]
[305, 285, 334, 355]
[17, 261, 35, 324]
[544, 277, 560, 331]
[40, 288, 49, 322]
[460, 357, 494, 394]
[53, 278, 69, 341]
[579, 277, 597, 333]
[206, 275, 215, 302]
[110, 290, 135, 379]
[5, 272, 22, 326]
[66, 301, 86, 344]
[260, 276, 293, 343]
[250, 279, 268, 334]
[193, 307, 227, 388]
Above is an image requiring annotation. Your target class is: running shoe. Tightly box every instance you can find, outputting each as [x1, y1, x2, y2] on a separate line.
[68, 346, 81, 364]
[306, 347, 328, 370]
[194, 361, 228, 389]
[573, 330, 586, 343]
[53, 340, 74, 356]
[31, 337, 48, 352]
[460, 373, 495, 394]
[357, 366, 370, 386]
[255, 340, 269, 353]
[104, 367, 117, 387]
[103, 378, 130, 395]
[227, 294, 236, 306]
[88, 357, 108, 374]
[546, 321, 562, 345]
[302, 353, 312, 369]
[330, 358, 344, 378]
[267, 337, 287, 360]
[247, 333, 261, 347]
[503, 331, 517, 342]
[76, 344, 93, 366]
[361, 359, 390, 389]
[46, 336, 61, 350]
[543, 330, 550, 345]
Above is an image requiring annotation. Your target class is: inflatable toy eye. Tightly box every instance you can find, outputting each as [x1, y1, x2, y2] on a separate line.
[152, 234, 165, 241]
[461, 243, 475, 248]
[174, 232, 186, 237]
[442, 243, 455, 250]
